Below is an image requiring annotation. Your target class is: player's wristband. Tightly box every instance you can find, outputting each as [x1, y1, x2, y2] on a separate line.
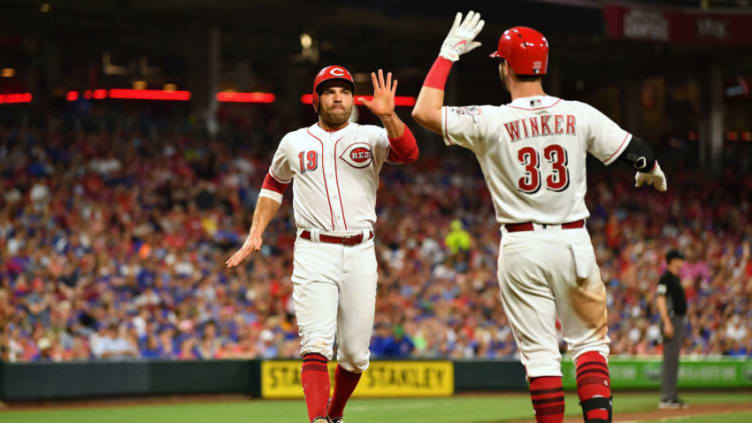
[262, 172, 289, 193]
[423, 57, 453, 90]
[387, 124, 419, 163]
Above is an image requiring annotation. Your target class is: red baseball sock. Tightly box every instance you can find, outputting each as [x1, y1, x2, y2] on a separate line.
[301, 353, 330, 422]
[529, 376, 565, 423]
[575, 351, 612, 422]
[327, 365, 362, 420]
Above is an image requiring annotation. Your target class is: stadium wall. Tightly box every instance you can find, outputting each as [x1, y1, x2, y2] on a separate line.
[1, 358, 750, 401]
[0, 360, 261, 401]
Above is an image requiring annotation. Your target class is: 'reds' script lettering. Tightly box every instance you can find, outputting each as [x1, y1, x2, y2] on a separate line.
[504, 114, 576, 142]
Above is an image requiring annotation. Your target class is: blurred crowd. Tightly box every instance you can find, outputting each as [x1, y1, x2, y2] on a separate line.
[1, 104, 750, 362]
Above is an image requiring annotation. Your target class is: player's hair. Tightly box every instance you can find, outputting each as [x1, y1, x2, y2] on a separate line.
[516, 74, 542, 83]
[501, 59, 542, 83]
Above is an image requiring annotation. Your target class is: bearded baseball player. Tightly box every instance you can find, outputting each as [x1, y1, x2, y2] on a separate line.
[412, 11, 667, 423]
[226, 66, 418, 423]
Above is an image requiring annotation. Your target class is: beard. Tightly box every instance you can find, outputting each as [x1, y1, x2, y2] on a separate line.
[319, 103, 352, 128]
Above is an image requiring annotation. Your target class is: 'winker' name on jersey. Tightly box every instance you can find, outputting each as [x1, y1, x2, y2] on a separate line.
[503, 114, 576, 142]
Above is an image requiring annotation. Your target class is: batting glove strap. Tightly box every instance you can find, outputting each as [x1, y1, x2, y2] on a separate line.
[634, 161, 667, 192]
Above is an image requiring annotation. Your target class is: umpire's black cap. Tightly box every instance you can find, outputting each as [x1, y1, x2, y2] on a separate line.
[666, 250, 685, 262]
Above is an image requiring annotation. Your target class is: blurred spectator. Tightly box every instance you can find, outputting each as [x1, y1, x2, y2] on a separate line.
[90, 325, 138, 359]
[725, 316, 748, 344]
[370, 323, 415, 357]
[445, 219, 471, 254]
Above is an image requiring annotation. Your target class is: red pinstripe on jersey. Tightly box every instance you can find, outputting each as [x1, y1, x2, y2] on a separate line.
[306, 128, 336, 230]
[604, 132, 631, 163]
[333, 136, 349, 230]
[510, 98, 561, 111]
[318, 122, 349, 133]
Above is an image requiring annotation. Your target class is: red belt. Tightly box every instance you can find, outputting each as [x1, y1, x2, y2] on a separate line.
[505, 219, 585, 232]
[300, 230, 374, 246]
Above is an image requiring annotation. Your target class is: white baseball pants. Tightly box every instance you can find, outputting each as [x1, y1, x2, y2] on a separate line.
[291, 230, 377, 373]
[497, 225, 610, 378]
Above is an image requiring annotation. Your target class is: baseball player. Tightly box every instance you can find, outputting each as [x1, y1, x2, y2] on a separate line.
[412, 11, 667, 423]
[226, 66, 418, 423]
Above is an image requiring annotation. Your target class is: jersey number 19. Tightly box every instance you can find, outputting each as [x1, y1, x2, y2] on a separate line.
[298, 150, 319, 173]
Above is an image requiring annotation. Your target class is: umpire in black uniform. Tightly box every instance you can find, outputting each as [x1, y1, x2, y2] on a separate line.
[656, 250, 687, 408]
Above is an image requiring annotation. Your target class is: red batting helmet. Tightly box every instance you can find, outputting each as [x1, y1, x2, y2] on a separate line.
[490, 27, 549, 76]
[312, 65, 355, 112]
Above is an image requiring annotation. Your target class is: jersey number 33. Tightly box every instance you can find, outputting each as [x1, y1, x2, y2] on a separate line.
[517, 144, 570, 194]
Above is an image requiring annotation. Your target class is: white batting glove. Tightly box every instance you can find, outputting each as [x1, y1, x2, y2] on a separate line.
[635, 161, 668, 192]
[439, 11, 485, 62]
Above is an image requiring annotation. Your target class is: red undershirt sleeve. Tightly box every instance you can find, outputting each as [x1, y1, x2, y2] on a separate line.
[386, 124, 419, 164]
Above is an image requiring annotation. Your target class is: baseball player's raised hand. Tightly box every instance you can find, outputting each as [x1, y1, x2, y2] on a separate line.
[439, 11, 485, 62]
[635, 161, 668, 192]
[225, 233, 262, 267]
[358, 69, 396, 117]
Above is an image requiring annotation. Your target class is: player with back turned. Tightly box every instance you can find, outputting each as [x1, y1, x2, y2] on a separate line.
[412, 11, 668, 423]
[227, 66, 418, 423]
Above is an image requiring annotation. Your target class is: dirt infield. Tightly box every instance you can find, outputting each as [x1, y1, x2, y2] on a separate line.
[503, 401, 752, 423]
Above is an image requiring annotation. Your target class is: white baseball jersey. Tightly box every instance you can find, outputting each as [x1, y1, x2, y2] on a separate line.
[442, 95, 631, 224]
[259, 122, 393, 232]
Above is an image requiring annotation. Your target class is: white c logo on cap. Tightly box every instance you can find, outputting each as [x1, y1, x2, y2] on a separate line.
[329, 67, 345, 77]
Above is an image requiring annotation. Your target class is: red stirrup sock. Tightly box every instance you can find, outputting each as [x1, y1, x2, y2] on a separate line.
[529, 376, 565, 423]
[327, 365, 362, 420]
[301, 353, 330, 422]
[576, 351, 612, 423]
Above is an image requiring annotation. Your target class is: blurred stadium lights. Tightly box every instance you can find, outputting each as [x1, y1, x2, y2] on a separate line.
[1, 68, 15, 78]
[300, 33, 312, 49]
[353, 73, 370, 83]
[725, 77, 749, 98]
[216, 92, 275, 103]
[298, 32, 319, 63]
[0, 93, 32, 104]
[40, 3, 50, 13]
[163, 83, 177, 91]
[139, 57, 160, 77]
[102, 52, 128, 76]
[109, 89, 190, 101]
[132, 80, 147, 90]
[726, 131, 752, 142]
[300, 94, 416, 107]
[62, 89, 276, 103]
